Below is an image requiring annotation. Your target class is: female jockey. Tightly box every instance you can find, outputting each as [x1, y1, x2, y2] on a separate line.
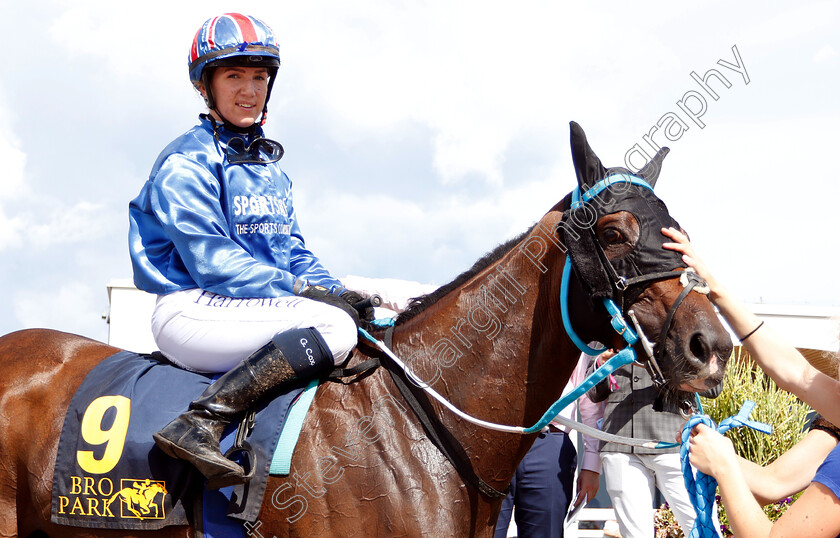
[128, 13, 365, 489]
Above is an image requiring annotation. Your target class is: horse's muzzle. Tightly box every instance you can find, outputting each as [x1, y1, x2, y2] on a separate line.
[676, 323, 731, 392]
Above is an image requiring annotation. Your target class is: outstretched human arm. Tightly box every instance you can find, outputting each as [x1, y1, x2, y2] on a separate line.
[661, 227, 840, 427]
[690, 424, 840, 537]
[740, 428, 838, 505]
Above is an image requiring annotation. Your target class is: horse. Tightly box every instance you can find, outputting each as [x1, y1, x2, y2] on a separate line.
[1, 122, 732, 537]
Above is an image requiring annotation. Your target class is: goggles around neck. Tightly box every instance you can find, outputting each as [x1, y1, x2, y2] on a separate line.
[225, 135, 284, 164]
[207, 115, 285, 165]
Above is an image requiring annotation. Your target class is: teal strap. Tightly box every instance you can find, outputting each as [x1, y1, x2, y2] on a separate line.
[575, 173, 653, 208]
[603, 298, 638, 345]
[522, 347, 636, 433]
[560, 175, 645, 356]
[561, 185, 605, 354]
[369, 318, 396, 328]
[717, 401, 772, 436]
[560, 256, 607, 355]
[270, 378, 320, 475]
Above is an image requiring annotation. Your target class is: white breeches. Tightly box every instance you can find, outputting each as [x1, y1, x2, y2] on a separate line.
[151, 289, 358, 373]
[601, 451, 709, 538]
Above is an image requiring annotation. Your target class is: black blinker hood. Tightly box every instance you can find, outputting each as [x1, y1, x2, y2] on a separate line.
[560, 122, 685, 302]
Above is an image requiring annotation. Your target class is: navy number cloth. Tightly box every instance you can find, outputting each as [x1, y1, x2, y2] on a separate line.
[51, 351, 306, 530]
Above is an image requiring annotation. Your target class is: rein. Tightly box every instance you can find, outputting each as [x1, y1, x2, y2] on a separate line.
[358, 327, 641, 436]
[334, 174, 714, 497]
[349, 175, 710, 439]
[354, 303, 688, 447]
[346, 325, 679, 500]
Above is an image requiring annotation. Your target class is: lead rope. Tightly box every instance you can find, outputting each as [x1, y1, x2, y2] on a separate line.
[679, 401, 772, 538]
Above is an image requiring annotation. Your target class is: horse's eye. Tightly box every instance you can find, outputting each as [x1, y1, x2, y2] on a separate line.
[602, 228, 625, 244]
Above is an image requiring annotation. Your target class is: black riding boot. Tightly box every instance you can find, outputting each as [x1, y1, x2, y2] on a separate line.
[153, 327, 334, 489]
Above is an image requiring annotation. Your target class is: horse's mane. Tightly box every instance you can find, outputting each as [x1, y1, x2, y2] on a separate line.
[394, 225, 535, 325]
[395, 192, 574, 325]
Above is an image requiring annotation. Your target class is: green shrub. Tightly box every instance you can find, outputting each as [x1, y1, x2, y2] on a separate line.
[655, 347, 812, 537]
[700, 348, 811, 467]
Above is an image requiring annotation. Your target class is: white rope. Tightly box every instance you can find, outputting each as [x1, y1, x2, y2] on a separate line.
[363, 330, 677, 449]
[366, 333, 526, 434]
[552, 415, 676, 449]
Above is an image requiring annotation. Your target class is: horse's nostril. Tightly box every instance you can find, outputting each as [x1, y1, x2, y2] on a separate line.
[688, 332, 708, 362]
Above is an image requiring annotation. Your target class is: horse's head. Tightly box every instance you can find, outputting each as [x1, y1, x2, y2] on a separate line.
[560, 122, 731, 398]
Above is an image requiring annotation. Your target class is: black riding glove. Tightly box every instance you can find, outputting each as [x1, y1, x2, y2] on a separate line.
[298, 285, 361, 329]
[337, 289, 376, 322]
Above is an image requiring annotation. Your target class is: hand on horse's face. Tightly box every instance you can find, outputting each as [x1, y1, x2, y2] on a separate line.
[590, 215, 730, 395]
[661, 226, 720, 295]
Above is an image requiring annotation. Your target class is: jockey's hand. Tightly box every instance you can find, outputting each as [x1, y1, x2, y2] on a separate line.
[338, 289, 376, 322]
[299, 285, 361, 328]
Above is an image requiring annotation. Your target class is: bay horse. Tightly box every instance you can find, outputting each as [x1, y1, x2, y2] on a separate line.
[1, 122, 732, 537]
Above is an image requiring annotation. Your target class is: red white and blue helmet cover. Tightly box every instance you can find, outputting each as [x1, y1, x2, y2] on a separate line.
[188, 13, 280, 84]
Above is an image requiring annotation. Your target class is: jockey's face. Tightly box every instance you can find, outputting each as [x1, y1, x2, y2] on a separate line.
[205, 66, 269, 128]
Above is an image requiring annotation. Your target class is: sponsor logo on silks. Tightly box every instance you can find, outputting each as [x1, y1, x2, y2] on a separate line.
[232, 194, 289, 217]
[56, 476, 168, 520]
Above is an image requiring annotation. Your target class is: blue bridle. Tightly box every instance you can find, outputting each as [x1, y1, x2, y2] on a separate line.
[560, 174, 651, 356]
[559, 173, 708, 398]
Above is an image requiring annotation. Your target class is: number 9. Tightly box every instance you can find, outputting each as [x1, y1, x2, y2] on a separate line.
[76, 395, 131, 474]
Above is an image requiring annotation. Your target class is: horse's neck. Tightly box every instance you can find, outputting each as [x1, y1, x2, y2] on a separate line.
[391, 211, 580, 482]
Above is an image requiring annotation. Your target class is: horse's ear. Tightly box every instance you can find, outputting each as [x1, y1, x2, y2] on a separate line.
[570, 121, 607, 192]
[637, 147, 670, 189]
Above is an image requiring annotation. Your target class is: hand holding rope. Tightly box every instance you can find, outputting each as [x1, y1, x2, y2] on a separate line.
[680, 401, 772, 538]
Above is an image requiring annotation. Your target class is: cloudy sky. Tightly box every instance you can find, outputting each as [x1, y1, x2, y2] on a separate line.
[1, 0, 838, 344]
